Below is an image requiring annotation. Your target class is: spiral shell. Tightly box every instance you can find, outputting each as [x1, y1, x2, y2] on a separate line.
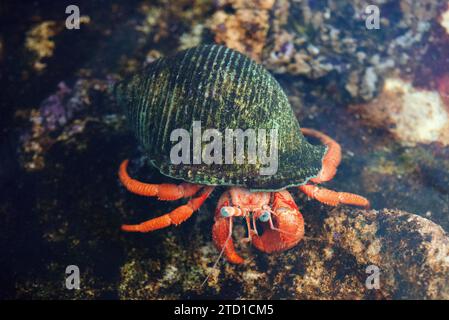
[114, 44, 326, 191]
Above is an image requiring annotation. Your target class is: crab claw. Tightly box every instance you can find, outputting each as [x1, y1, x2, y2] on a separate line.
[212, 217, 245, 264]
[251, 191, 304, 253]
[212, 192, 245, 264]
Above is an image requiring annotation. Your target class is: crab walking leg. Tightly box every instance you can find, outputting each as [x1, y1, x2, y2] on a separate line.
[301, 128, 342, 183]
[251, 191, 305, 253]
[299, 184, 370, 208]
[121, 187, 214, 232]
[119, 159, 202, 200]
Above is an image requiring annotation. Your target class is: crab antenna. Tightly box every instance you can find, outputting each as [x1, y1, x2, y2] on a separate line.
[252, 214, 259, 236]
[201, 217, 234, 288]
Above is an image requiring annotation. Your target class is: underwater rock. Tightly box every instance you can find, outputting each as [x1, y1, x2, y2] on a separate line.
[19, 78, 117, 171]
[245, 206, 449, 299]
[25, 21, 62, 73]
[399, 0, 443, 26]
[211, 206, 449, 299]
[113, 204, 449, 299]
[208, 0, 275, 61]
[137, 0, 212, 45]
[259, 0, 444, 102]
[321, 207, 449, 299]
[350, 77, 449, 146]
[179, 24, 205, 50]
[25, 18, 90, 73]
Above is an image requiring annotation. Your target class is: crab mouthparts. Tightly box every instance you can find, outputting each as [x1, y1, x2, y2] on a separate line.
[239, 211, 270, 243]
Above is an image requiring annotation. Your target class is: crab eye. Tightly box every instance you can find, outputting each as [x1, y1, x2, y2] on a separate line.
[221, 207, 231, 217]
[259, 211, 270, 222]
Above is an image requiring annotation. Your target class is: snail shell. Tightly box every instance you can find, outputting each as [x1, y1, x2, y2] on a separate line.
[113, 44, 326, 191]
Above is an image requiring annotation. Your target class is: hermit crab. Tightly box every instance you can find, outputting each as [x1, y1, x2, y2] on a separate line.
[113, 44, 369, 264]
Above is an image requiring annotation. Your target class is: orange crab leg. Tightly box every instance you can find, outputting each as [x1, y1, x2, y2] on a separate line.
[119, 159, 202, 200]
[122, 187, 214, 232]
[301, 128, 341, 183]
[299, 184, 370, 208]
[251, 190, 304, 253]
[212, 191, 245, 264]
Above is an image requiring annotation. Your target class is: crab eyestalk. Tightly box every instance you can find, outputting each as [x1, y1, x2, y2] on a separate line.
[220, 206, 242, 218]
[258, 210, 271, 222]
